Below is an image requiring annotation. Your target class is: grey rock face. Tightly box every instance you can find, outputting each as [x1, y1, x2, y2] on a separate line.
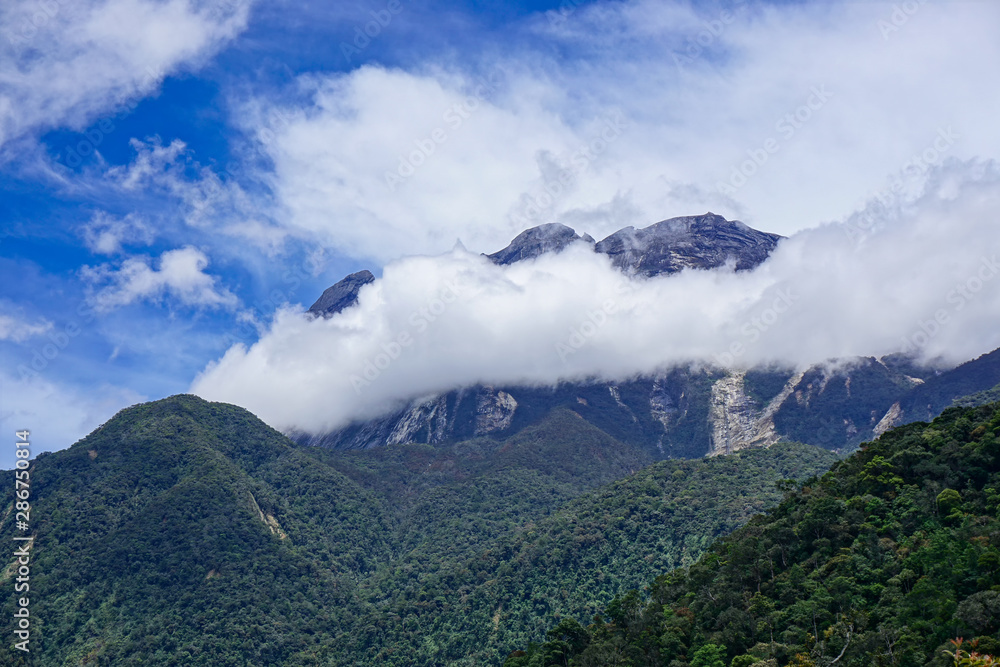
[386, 395, 451, 445]
[594, 212, 783, 277]
[706, 369, 802, 456]
[487, 223, 595, 265]
[307, 270, 375, 318]
[486, 213, 781, 276]
[293, 350, 1000, 458]
[474, 387, 518, 434]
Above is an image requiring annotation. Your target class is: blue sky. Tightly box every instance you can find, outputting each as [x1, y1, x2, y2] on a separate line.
[3, 0, 1000, 467]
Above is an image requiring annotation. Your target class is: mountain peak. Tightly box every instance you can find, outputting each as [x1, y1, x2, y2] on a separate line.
[487, 223, 595, 265]
[308, 269, 375, 318]
[309, 214, 782, 320]
[595, 212, 783, 277]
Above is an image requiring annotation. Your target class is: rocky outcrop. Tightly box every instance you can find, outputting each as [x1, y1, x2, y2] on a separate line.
[475, 387, 518, 434]
[708, 371, 760, 456]
[486, 213, 782, 275]
[248, 492, 287, 540]
[487, 223, 595, 265]
[307, 270, 375, 318]
[706, 370, 796, 456]
[386, 395, 451, 445]
[873, 401, 903, 438]
[313, 214, 781, 322]
[594, 212, 783, 277]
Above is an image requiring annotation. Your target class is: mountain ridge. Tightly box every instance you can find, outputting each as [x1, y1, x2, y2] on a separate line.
[295, 213, 1000, 459]
[310, 212, 782, 318]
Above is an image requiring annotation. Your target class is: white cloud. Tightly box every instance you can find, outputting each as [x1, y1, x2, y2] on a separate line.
[246, 64, 632, 262]
[0, 305, 53, 343]
[0, 371, 144, 469]
[82, 246, 239, 312]
[191, 160, 1000, 436]
[237, 0, 1000, 261]
[0, 0, 251, 151]
[82, 210, 154, 254]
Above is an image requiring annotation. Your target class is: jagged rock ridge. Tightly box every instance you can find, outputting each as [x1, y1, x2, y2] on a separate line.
[313, 213, 782, 317]
[308, 269, 375, 318]
[594, 213, 783, 277]
[487, 223, 594, 265]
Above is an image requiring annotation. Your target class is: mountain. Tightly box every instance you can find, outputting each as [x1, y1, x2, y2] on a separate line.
[952, 381, 1000, 409]
[507, 401, 1000, 667]
[0, 395, 835, 666]
[298, 351, 1000, 460]
[593, 213, 782, 276]
[485, 213, 782, 274]
[350, 441, 836, 666]
[297, 214, 1000, 459]
[311, 212, 781, 317]
[0, 395, 386, 666]
[299, 370, 723, 458]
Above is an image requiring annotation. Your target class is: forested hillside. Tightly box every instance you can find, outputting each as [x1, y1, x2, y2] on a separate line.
[507, 402, 1000, 667]
[323, 440, 836, 665]
[0, 396, 835, 666]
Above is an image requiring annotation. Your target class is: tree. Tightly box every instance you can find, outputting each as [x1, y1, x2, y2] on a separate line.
[691, 643, 727, 667]
[938, 489, 963, 515]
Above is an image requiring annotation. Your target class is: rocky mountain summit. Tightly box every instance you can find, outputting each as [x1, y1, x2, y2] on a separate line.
[487, 222, 595, 265]
[308, 269, 375, 318]
[487, 212, 782, 274]
[594, 213, 782, 276]
[310, 213, 783, 317]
